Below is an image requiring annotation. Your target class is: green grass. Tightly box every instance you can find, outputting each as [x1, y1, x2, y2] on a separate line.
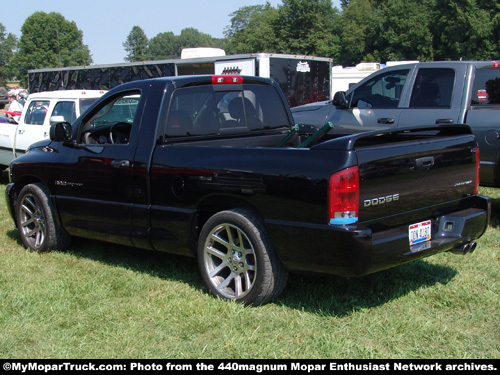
[0, 177, 499, 359]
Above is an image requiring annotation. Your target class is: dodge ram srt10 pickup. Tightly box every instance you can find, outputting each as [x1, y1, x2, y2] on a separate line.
[5, 75, 490, 305]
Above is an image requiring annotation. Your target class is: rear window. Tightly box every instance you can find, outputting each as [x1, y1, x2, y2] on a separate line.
[471, 66, 500, 106]
[162, 84, 290, 138]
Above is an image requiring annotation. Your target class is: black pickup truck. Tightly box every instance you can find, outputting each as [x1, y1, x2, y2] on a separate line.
[5, 75, 490, 305]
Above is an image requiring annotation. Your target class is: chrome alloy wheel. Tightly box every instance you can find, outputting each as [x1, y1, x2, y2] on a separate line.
[19, 193, 46, 250]
[203, 223, 257, 300]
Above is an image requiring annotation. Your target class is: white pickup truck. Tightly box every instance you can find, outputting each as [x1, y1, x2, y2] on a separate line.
[0, 90, 106, 168]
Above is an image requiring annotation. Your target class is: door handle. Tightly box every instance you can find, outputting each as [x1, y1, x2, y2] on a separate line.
[111, 160, 130, 168]
[377, 118, 395, 124]
[415, 156, 435, 170]
[435, 118, 454, 124]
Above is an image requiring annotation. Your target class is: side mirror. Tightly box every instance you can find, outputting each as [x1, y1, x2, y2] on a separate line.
[50, 115, 66, 125]
[50, 122, 73, 143]
[332, 91, 348, 108]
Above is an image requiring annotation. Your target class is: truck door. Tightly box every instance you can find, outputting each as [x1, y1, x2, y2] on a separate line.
[13, 98, 51, 156]
[464, 63, 500, 187]
[50, 89, 145, 246]
[333, 68, 411, 131]
[397, 64, 467, 127]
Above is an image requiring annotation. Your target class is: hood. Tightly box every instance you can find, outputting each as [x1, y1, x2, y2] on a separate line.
[291, 100, 332, 127]
[26, 138, 53, 152]
[291, 100, 332, 113]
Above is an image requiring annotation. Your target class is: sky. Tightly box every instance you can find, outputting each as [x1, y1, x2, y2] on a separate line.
[1, 0, 342, 66]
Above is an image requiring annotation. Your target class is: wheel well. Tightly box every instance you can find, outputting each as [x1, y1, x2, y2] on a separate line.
[193, 195, 263, 250]
[8, 176, 45, 223]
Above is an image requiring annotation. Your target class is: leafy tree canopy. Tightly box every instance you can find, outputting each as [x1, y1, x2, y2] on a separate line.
[12, 11, 92, 86]
[127, 26, 224, 60]
[124, 26, 150, 62]
[224, 0, 500, 66]
[0, 23, 17, 85]
[148, 31, 179, 60]
[225, 3, 279, 54]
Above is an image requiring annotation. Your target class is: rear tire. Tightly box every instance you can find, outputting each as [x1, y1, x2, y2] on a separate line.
[15, 183, 70, 252]
[197, 208, 288, 305]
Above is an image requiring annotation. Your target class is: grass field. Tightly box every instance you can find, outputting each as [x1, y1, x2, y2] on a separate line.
[0, 174, 498, 359]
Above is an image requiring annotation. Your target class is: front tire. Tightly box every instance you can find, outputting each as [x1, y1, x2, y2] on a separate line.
[15, 183, 70, 252]
[197, 209, 288, 305]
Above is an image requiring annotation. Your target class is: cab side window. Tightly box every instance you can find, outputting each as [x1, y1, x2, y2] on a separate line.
[348, 69, 409, 109]
[24, 100, 49, 125]
[80, 91, 141, 145]
[409, 68, 455, 108]
[471, 67, 500, 106]
[52, 101, 76, 124]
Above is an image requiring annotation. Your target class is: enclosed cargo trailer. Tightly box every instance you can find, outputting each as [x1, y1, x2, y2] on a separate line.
[28, 53, 332, 107]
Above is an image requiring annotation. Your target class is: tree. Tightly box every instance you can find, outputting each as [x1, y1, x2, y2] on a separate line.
[124, 26, 150, 62]
[367, 0, 435, 62]
[224, 4, 270, 38]
[148, 28, 224, 60]
[225, 0, 341, 58]
[177, 28, 219, 51]
[225, 4, 280, 54]
[337, 0, 381, 65]
[274, 0, 340, 55]
[0, 23, 17, 85]
[149, 32, 179, 60]
[336, 0, 500, 65]
[12, 12, 92, 86]
[431, 0, 498, 60]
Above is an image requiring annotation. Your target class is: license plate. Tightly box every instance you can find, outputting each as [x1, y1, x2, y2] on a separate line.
[409, 220, 431, 246]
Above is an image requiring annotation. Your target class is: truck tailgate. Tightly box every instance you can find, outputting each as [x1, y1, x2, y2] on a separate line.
[318, 126, 479, 226]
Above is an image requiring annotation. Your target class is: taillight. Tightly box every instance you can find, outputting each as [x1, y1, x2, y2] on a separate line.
[328, 166, 359, 225]
[212, 75, 244, 84]
[475, 147, 480, 194]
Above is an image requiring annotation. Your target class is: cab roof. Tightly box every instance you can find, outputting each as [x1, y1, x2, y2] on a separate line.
[27, 90, 107, 100]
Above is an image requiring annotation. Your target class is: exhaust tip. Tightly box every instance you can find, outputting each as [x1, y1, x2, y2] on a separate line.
[449, 241, 477, 255]
[462, 243, 470, 254]
[469, 242, 477, 253]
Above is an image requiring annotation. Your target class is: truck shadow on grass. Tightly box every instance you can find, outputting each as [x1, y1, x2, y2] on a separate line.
[281, 262, 456, 315]
[6, 229, 458, 317]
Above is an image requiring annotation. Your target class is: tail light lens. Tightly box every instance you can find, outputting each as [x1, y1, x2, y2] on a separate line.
[328, 166, 359, 225]
[475, 147, 480, 195]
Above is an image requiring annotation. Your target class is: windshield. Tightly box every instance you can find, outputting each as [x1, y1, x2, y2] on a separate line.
[91, 95, 140, 128]
[164, 84, 290, 138]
